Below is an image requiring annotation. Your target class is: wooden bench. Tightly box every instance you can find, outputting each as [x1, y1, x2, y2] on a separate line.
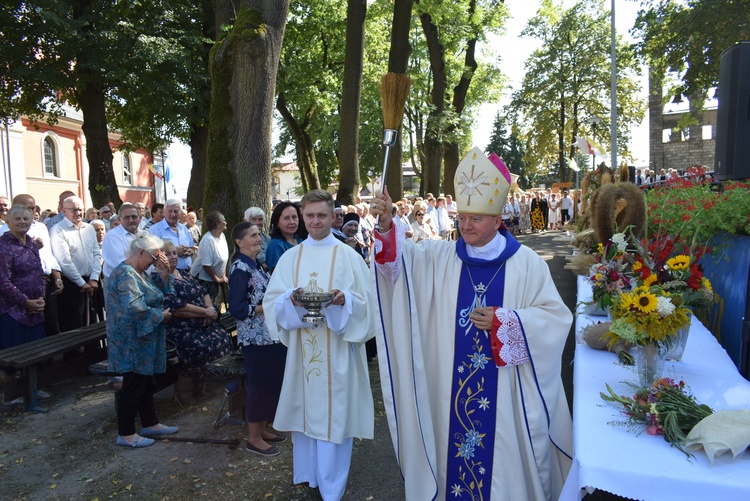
[0, 322, 108, 412]
[0, 312, 238, 413]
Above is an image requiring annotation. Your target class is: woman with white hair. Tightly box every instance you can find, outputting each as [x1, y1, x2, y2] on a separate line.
[0, 205, 46, 358]
[106, 233, 178, 448]
[244, 207, 271, 268]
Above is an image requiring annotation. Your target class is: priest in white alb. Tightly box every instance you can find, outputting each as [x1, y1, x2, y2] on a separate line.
[370, 147, 573, 501]
[263, 189, 375, 501]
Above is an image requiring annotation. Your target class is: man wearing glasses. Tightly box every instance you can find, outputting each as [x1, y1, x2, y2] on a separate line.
[102, 203, 143, 281]
[100, 205, 114, 230]
[49, 196, 102, 332]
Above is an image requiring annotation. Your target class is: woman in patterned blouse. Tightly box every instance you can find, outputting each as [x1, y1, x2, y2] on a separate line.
[106, 233, 178, 448]
[0, 205, 46, 363]
[228, 222, 287, 456]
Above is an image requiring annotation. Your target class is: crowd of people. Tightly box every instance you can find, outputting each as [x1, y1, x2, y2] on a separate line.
[0, 150, 574, 500]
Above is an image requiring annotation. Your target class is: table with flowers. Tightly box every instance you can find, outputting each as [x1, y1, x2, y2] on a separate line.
[560, 276, 750, 500]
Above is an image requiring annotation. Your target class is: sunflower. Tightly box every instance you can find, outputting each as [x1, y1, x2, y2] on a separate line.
[666, 255, 690, 271]
[632, 261, 643, 272]
[642, 274, 659, 287]
[633, 291, 658, 314]
[597, 243, 604, 254]
[701, 276, 713, 292]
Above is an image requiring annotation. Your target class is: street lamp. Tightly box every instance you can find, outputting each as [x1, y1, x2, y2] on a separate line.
[588, 115, 602, 170]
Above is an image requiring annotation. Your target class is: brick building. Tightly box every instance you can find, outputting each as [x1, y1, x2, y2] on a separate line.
[648, 69, 717, 173]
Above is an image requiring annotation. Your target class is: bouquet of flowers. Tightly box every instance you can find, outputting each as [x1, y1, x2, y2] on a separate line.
[604, 285, 692, 348]
[601, 378, 713, 457]
[587, 232, 634, 310]
[631, 236, 714, 309]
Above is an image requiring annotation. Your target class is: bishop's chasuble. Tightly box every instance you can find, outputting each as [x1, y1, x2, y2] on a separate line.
[373, 227, 573, 501]
[263, 233, 375, 444]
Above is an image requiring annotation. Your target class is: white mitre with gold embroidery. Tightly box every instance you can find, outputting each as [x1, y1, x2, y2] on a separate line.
[454, 146, 511, 216]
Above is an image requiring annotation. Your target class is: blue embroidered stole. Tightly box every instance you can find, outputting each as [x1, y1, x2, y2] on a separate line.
[446, 231, 520, 500]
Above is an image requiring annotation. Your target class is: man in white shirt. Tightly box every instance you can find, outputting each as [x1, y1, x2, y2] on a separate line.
[148, 198, 194, 270]
[50, 196, 101, 332]
[560, 191, 574, 224]
[44, 190, 76, 230]
[101, 203, 142, 279]
[1, 194, 64, 335]
[445, 194, 458, 218]
[99, 205, 113, 230]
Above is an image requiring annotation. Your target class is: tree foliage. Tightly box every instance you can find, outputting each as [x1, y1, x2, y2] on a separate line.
[402, 0, 506, 197]
[0, 0, 210, 207]
[486, 111, 530, 189]
[633, 0, 750, 108]
[509, 0, 645, 183]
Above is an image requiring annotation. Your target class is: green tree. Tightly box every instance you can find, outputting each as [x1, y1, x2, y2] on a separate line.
[406, 0, 505, 197]
[204, 0, 290, 228]
[0, 0, 210, 208]
[633, 0, 750, 109]
[510, 0, 645, 183]
[275, 0, 349, 193]
[486, 111, 530, 189]
[336, 0, 368, 206]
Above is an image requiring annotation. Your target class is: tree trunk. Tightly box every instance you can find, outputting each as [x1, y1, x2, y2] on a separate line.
[204, 0, 289, 230]
[337, 0, 367, 206]
[186, 124, 209, 209]
[381, 0, 414, 201]
[186, 0, 215, 211]
[420, 11, 446, 197]
[442, 1, 478, 197]
[77, 77, 122, 208]
[276, 92, 321, 194]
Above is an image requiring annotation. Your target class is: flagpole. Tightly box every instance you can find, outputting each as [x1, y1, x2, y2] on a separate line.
[610, 0, 618, 170]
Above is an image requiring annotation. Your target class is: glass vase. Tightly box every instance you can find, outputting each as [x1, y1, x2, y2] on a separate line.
[583, 302, 608, 317]
[635, 342, 667, 387]
[665, 313, 693, 362]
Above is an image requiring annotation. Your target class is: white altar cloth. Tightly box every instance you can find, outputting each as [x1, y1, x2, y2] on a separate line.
[560, 276, 750, 500]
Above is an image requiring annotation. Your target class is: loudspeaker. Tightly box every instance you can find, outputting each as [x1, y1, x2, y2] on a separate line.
[628, 166, 636, 184]
[715, 41, 750, 180]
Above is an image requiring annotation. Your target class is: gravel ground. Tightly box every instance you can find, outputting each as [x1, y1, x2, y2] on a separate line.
[1, 229, 623, 501]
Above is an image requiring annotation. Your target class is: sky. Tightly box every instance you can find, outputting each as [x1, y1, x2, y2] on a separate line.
[169, 0, 652, 195]
[471, 0, 650, 167]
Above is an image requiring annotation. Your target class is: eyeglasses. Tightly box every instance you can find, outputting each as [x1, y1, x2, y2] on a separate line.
[64, 207, 83, 213]
[415, 212, 425, 216]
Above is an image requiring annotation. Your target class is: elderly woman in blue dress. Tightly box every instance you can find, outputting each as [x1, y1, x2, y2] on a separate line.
[159, 240, 233, 405]
[106, 233, 178, 448]
[228, 222, 287, 456]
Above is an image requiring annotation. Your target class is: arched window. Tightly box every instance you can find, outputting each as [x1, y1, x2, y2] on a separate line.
[123, 153, 132, 184]
[43, 136, 58, 177]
